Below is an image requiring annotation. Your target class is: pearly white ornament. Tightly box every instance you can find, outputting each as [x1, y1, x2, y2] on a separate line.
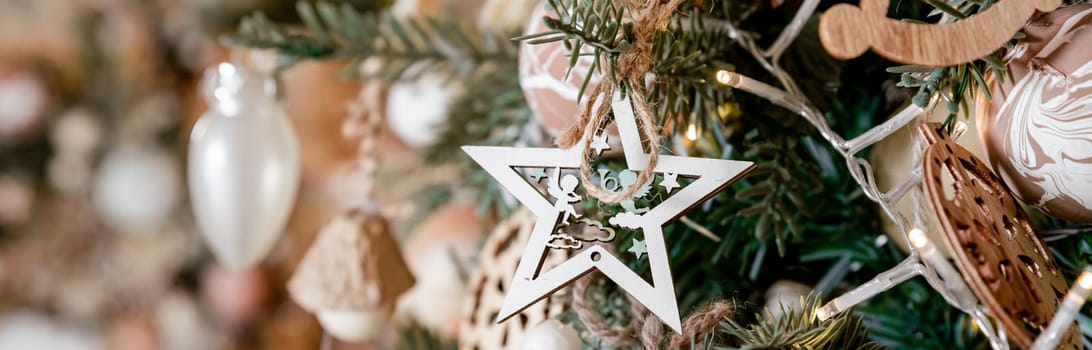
[189, 63, 300, 269]
[764, 280, 812, 317]
[315, 306, 393, 343]
[385, 73, 462, 148]
[521, 320, 581, 350]
[93, 145, 180, 236]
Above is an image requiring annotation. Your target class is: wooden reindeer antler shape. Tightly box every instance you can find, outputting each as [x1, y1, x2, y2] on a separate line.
[819, 0, 1061, 66]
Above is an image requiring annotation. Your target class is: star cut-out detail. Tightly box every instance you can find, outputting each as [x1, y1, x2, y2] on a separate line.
[526, 168, 547, 183]
[591, 133, 611, 156]
[660, 172, 681, 193]
[462, 95, 754, 333]
[629, 239, 647, 259]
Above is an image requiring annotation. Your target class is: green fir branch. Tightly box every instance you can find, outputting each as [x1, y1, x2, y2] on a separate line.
[518, 0, 738, 133]
[716, 295, 884, 349]
[890, 0, 1015, 131]
[230, 1, 517, 80]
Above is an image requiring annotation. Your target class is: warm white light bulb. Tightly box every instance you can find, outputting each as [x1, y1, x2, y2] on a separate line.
[952, 121, 969, 141]
[908, 229, 929, 249]
[715, 70, 735, 86]
[686, 124, 698, 141]
[1078, 271, 1092, 290]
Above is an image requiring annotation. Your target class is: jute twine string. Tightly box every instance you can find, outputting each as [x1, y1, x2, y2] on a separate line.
[554, 0, 686, 204]
[573, 272, 737, 348]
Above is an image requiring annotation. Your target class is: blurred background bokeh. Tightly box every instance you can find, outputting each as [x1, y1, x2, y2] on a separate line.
[0, 0, 473, 349]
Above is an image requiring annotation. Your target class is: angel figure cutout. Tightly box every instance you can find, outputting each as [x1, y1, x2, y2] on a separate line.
[547, 167, 581, 226]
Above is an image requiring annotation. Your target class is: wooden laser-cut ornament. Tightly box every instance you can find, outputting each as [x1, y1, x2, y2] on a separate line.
[920, 123, 1080, 349]
[462, 96, 754, 333]
[458, 209, 569, 350]
[819, 0, 1061, 66]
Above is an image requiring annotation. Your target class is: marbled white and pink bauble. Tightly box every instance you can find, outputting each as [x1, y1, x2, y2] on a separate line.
[978, 4, 1092, 223]
[518, 3, 607, 136]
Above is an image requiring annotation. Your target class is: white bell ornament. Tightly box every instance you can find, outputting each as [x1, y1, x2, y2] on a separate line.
[188, 63, 301, 269]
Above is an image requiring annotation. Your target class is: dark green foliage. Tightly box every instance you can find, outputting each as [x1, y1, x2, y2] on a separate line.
[857, 279, 988, 350]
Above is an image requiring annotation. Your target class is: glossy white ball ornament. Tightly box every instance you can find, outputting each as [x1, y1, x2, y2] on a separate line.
[93, 145, 180, 236]
[189, 63, 300, 269]
[385, 73, 462, 148]
[521, 320, 580, 350]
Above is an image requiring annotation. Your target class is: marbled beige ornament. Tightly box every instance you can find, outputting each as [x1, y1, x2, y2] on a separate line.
[979, 4, 1092, 223]
[518, 2, 606, 136]
[458, 209, 569, 350]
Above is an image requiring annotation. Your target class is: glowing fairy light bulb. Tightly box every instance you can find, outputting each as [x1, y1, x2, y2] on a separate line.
[908, 229, 929, 249]
[685, 124, 698, 141]
[1031, 269, 1092, 350]
[715, 70, 735, 86]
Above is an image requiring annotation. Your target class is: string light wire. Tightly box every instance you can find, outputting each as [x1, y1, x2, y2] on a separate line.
[707, 1, 1014, 348]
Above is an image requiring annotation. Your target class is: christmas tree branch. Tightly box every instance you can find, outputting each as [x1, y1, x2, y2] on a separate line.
[230, 1, 517, 80]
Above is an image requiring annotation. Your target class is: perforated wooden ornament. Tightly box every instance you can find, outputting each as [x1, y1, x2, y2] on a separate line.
[458, 209, 570, 350]
[920, 123, 1079, 349]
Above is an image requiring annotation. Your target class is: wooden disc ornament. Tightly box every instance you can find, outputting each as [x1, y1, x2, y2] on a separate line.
[977, 4, 1092, 223]
[457, 209, 570, 350]
[920, 123, 1079, 349]
[287, 210, 415, 342]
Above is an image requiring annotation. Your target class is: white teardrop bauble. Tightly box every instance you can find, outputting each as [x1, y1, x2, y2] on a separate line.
[521, 320, 580, 350]
[93, 145, 180, 236]
[316, 305, 393, 343]
[385, 73, 463, 148]
[189, 63, 300, 269]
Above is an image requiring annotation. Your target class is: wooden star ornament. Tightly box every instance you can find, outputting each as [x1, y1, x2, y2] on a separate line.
[462, 96, 753, 333]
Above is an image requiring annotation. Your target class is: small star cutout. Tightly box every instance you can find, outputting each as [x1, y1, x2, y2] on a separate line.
[591, 133, 610, 156]
[660, 173, 680, 193]
[628, 239, 647, 259]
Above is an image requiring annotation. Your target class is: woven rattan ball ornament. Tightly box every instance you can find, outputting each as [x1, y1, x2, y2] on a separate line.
[920, 123, 1079, 349]
[457, 208, 569, 350]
